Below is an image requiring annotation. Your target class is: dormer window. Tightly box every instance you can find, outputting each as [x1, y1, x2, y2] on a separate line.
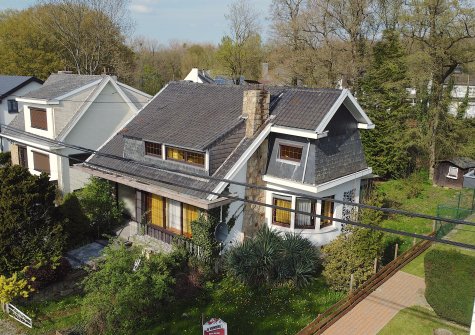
[166, 146, 205, 167]
[279, 144, 303, 162]
[30, 107, 47, 130]
[145, 141, 162, 157]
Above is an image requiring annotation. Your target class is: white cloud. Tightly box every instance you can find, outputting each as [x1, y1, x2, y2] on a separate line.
[130, 3, 154, 14]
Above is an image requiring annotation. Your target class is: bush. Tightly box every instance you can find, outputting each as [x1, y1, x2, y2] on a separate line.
[0, 151, 11, 165]
[81, 241, 183, 335]
[75, 177, 125, 238]
[24, 257, 72, 290]
[424, 249, 475, 326]
[225, 226, 320, 288]
[60, 193, 93, 249]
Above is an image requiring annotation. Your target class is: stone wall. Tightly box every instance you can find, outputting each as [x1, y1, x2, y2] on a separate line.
[242, 139, 268, 237]
[243, 89, 270, 138]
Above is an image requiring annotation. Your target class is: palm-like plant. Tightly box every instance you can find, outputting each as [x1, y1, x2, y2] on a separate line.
[225, 226, 320, 288]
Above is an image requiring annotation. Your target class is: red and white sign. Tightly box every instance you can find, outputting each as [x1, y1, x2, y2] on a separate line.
[203, 318, 228, 335]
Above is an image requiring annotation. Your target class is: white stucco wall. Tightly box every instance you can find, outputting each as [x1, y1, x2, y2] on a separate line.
[264, 178, 362, 246]
[0, 81, 42, 152]
[26, 145, 60, 181]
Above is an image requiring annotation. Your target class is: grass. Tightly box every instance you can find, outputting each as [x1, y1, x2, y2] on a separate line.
[402, 216, 475, 278]
[378, 306, 469, 335]
[139, 277, 344, 335]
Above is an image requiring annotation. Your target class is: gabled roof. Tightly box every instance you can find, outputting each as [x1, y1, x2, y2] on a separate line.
[21, 73, 103, 100]
[0, 75, 43, 101]
[439, 157, 475, 169]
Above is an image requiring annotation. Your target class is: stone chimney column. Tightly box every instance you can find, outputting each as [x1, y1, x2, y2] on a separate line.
[242, 89, 270, 138]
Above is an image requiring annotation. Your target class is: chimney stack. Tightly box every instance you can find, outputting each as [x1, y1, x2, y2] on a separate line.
[242, 89, 270, 138]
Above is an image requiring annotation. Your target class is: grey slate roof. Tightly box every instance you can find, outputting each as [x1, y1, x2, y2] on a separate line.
[0, 75, 43, 100]
[270, 87, 342, 130]
[23, 73, 103, 100]
[441, 157, 475, 169]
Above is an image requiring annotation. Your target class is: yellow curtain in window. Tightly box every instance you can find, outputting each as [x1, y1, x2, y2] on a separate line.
[167, 148, 184, 160]
[183, 204, 200, 237]
[274, 198, 291, 225]
[149, 194, 165, 228]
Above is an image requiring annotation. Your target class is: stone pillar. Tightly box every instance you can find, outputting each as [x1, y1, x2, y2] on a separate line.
[9, 144, 19, 165]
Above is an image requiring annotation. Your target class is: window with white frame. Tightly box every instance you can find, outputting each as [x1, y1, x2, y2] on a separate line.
[447, 166, 458, 179]
[7, 99, 18, 113]
[272, 195, 292, 227]
[295, 198, 315, 229]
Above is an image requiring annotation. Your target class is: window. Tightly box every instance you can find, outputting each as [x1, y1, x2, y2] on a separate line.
[145, 193, 166, 228]
[183, 203, 200, 237]
[279, 144, 302, 162]
[320, 196, 335, 228]
[7, 100, 18, 113]
[18, 146, 28, 168]
[30, 108, 47, 130]
[447, 166, 458, 179]
[145, 141, 162, 157]
[166, 146, 205, 167]
[272, 196, 292, 227]
[295, 198, 316, 229]
[32, 151, 50, 174]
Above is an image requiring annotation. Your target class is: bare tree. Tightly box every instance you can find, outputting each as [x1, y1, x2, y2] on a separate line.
[37, 0, 133, 75]
[218, 0, 262, 83]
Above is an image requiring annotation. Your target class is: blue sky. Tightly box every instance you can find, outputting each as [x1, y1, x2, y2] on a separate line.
[0, 0, 272, 44]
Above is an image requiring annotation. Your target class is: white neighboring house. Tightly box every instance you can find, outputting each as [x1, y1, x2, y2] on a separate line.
[2, 72, 151, 193]
[0, 75, 43, 152]
[447, 73, 475, 118]
[183, 68, 215, 84]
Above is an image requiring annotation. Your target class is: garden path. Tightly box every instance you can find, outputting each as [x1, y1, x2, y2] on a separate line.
[322, 271, 426, 335]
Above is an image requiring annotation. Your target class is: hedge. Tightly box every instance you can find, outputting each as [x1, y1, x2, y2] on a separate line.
[424, 249, 475, 326]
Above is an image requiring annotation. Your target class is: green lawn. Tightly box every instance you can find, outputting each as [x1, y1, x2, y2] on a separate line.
[140, 277, 344, 335]
[402, 216, 475, 278]
[378, 306, 469, 335]
[377, 173, 464, 254]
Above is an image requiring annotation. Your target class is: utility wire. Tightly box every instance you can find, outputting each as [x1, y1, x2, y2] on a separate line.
[2, 123, 475, 228]
[1, 132, 475, 251]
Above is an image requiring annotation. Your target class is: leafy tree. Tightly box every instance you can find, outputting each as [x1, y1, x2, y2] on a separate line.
[81, 242, 182, 335]
[190, 214, 221, 264]
[0, 8, 63, 80]
[75, 177, 124, 238]
[0, 165, 64, 275]
[322, 190, 385, 291]
[359, 30, 412, 178]
[226, 226, 320, 288]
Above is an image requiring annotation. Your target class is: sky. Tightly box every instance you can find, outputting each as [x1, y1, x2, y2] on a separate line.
[0, 0, 273, 44]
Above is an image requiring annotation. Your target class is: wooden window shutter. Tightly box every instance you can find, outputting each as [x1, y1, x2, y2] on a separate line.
[30, 108, 48, 130]
[32, 151, 50, 174]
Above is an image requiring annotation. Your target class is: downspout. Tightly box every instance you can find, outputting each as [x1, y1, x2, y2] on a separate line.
[301, 139, 311, 183]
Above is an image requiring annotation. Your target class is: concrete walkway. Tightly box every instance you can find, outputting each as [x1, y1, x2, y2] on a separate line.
[322, 271, 426, 335]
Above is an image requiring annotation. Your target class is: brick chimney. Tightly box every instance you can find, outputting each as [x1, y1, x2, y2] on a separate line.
[242, 89, 270, 138]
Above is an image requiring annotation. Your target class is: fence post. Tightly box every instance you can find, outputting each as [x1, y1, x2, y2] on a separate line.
[374, 257, 378, 274]
[394, 243, 399, 260]
[349, 274, 354, 293]
[456, 192, 462, 219]
[413, 237, 416, 246]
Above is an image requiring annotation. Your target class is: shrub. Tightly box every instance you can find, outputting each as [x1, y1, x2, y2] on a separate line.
[75, 177, 125, 238]
[225, 226, 320, 288]
[191, 214, 221, 264]
[424, 249, 475, 326]
[81, 241, 182, 335]
[0, 151, 11, 165]
[60, 193, 93, 249]
[24, 257, 72, 290]
[323, 191, 385, 291]
[0, 272, 33, 304]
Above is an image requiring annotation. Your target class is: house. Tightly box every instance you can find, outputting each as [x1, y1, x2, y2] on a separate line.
[76, 81, 374, 246]
[446, 73, 475, 118]
[434, 157, 475, 189]
[184, 68, 215, 84]
[0, 75, 43, 152]
[1, 72, 151, 193]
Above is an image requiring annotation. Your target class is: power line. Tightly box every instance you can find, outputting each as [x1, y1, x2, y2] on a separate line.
[1, 131, 475, 251]
[2, 123, 475, 228]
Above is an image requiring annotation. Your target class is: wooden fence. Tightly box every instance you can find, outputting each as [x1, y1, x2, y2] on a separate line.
[296, 234, 434, 335]
[143, 224, 202, 257]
